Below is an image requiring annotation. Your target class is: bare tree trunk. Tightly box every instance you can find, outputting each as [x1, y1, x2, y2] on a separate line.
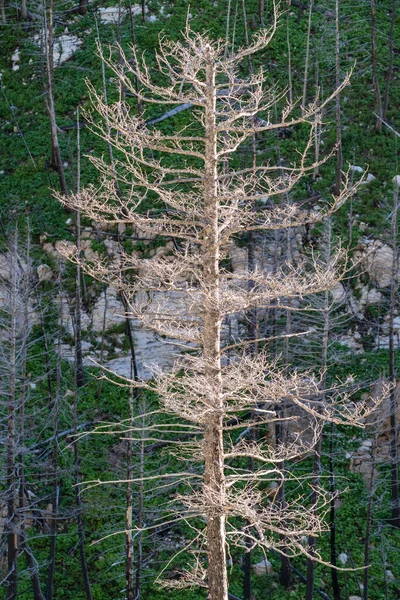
[388, 177, 400, 528]
[21, 537, 45, 600]
[382, 0, 396, 120]
[45, 293, 63, 600]
[5, 243, 18, 600]
[18, 235, 44, 600]
[333, 0, 343, 196]
[78, 0, 87, 15]
[286, 13, 293, 106]
[72, 116, 92, 600]
[329, 424, 341, 600]
[42, 0, 68, 196]
[74, 110, 85, 388]
[305, 224, 331, 600]
[301, 0, 313, 113]
[126, 380, 135, 600]
[1, 0, 6, 23]
[21, 0, 27, 19]
[135, 417, 144, 600]
[371, 0, 383, 133]
[363, 443, 377, 600]
[203, 49, 228, 600]
[258, 0, 264, 25]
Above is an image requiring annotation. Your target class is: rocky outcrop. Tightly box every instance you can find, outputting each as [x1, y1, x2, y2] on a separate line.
[356, 240, 394, 288]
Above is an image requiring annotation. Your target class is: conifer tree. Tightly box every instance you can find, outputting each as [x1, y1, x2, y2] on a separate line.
[57, 14, 380, 599]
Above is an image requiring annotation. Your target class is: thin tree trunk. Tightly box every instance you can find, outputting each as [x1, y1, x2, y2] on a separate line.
[126, 379, 135, 600]
[45, 293, 63, 600]
[72, 114, 92, 600]
[203, 48, 228, 600]
[382, 0, 396, 120]
[1, 0, 6, 23]
[388, 177, 400, 527]
[96, 287, 107, 400]
[363, 443, 377, 600]
[258, 0, 264, 25]
[135, 415, 144, 599]
[78, 0, 87, 15]
[74, 109, 85, 388]
[286, 13, 293, 106]
[333, 0, 342, 196]
[371, 0, 383, 133]
[42, 0, 68, 196]
[301, 0, 313, 113]
[305, 231, 331, 600]
[329, 424, 341, 600]
[21, 0, 27, 19]
[5, 242, 18, 600]
[18, 237, 44, 599]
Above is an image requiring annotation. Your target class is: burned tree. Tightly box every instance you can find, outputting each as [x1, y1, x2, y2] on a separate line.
[57, 15, 380, 600]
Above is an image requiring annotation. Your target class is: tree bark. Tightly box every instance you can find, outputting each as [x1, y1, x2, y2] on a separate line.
[301, 0, 313, 113]
[329, 424, 341, 600]
[45, 294, 63, 600]
[21, 0, 27, 19]
[203, 49, 228, 600]
[333, 0, 342, 196]
[1, 0, 6, 22]
[42, 0, 68, 196]
[5, 245, 18, 600]
[78, 0, 87, 15]
[371, 0, 383, 133]
[382, 0, 396, 120]
[388, 178, 400, 528]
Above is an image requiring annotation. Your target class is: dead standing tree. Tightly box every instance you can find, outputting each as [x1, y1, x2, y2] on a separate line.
[57, 15, 380, 600]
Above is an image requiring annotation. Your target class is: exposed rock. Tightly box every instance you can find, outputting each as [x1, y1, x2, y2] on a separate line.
[359, 286, 382, 306]
[338, 552, 348, 565]
[393, 175, 400, 187]
[360, 173, 376, 184]
[11, 48, 20, 71]
[91, 288, 125, 332]
[349, 596, 362, 600]
[331, 282, 346, 303]
[98, 4, 146, 24]
[350, 165, 364, 174]
[37, 264, 53, 282]
[33, 32, 82, 66]
[338, 334, 364, 353]
[252, 559, 273, 576]
[360, 241, 394, 288]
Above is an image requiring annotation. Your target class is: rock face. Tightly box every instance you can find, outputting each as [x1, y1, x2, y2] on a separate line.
[33, 32, 82, 66]
[98, 4, 146, 24]
[359, 241, 394, 288]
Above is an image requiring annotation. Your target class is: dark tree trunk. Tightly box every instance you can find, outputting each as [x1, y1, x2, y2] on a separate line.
[329, 424, 341, 600]
[333, 0, 342, 196]
[382, 0, 396, 120]
[42, 0, 68, 196]
[371, 0, 383, 133]
[78, 0, 87, 15]
[5, 247, 18, 600]
[388, 179, 400, 528]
